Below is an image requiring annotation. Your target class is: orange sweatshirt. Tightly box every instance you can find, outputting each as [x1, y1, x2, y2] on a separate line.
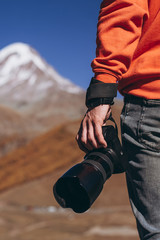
[91, 0, 160, 99]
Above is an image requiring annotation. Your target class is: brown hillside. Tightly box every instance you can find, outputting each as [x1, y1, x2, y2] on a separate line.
[0, 104, 30, 135]
[0, 100, 123, 192]
[0, 121, 84, 192]
[0, 104, 39, 157]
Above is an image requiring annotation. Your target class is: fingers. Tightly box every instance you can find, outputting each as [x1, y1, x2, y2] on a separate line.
[76, 121, 89, 153]
[76, 120, 94, 152]
[76, 119, 107, 153]
[93, 122, 107, 148]
[76, 105, 111, 153]
[76, 134, 88, 153]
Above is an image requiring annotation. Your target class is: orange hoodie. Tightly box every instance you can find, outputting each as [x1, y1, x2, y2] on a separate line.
[91, 0, 160, 99]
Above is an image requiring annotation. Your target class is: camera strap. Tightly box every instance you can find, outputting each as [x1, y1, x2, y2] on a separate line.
[107, 113, 118, 136]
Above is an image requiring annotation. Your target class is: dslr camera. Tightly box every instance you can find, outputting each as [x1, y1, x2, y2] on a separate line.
[53, 118, 127, 213]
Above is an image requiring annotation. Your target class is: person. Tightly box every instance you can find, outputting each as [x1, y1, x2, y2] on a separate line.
[76, 0, 160, 239]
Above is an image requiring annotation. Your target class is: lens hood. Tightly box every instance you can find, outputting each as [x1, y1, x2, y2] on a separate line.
[53, 162, 104, 213]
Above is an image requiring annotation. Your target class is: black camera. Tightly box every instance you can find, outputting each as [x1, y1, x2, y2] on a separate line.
[53, 119, 127, 213]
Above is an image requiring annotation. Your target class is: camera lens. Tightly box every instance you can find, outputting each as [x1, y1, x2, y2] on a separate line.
[53, 162, 104, 213]
[84, 149, 114, 182]
[53, 124, 126, 213]
[53, 176, 90, 213]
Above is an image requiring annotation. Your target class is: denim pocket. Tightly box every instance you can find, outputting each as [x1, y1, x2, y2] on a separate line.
[138, 104, 160, 152]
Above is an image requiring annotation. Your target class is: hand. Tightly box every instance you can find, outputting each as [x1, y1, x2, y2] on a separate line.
[76, 104, 111, 153]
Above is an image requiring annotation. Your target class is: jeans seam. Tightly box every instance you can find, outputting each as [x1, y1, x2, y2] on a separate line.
[137, 105, 145, 142]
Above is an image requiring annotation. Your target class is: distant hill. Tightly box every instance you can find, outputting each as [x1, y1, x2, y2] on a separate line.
[0, 43, 87, 158]
[0, 43, 86, 131]
[0, 120, 84, 192]
[0, 104, 39, 157]
[0, 100, 123, 192]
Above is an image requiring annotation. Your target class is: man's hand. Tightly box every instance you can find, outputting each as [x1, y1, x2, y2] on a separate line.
[76, 104, 111, 152]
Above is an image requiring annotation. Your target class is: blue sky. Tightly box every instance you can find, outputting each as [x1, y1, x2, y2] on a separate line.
[0, 0, 101, 90]
[0, 0, 122, 99]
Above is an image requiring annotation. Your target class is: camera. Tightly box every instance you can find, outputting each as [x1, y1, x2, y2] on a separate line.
[53, 119, 127, 213]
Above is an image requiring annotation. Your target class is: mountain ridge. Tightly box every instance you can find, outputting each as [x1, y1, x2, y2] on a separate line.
[0, 42, 83, 94]
[0, 42, 86, 131]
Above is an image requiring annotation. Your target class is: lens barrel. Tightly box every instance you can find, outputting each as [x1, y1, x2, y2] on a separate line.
[53, 151, 114, 213]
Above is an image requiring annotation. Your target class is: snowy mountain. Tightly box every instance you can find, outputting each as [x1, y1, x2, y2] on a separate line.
[0, 43, 86, 130]
[0, 42, 83, 100]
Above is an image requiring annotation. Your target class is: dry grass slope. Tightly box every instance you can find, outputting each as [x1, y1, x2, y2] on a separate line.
[0, 121, 84, 192]
[0, 100, 123, 192]
[0, 104, 38, 157]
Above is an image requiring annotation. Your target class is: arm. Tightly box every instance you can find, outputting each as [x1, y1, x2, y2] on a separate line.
[77, 0, 149, 152]
[93, 0, 149, 80]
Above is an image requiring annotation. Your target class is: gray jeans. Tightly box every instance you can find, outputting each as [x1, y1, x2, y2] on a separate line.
[121, 95, 160, 240]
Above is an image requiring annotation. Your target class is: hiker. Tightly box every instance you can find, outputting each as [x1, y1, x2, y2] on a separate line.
[76, 1, 160, 239]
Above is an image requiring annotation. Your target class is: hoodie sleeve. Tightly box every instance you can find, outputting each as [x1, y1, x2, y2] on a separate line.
[86, 0, 149, 105]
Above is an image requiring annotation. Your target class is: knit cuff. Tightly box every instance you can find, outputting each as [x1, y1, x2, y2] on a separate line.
[86, 78, 118, 107]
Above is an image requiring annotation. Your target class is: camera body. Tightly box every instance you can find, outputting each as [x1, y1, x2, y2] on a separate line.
[53, 123, 127, 213]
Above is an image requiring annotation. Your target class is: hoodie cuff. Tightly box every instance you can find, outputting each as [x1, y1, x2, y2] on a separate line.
[86, 97, 114, 109]
[86, 78, 118, 107]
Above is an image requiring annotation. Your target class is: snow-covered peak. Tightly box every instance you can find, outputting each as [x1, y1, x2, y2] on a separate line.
[0, 42, 83, 94]
[0, 43, 46, 74]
